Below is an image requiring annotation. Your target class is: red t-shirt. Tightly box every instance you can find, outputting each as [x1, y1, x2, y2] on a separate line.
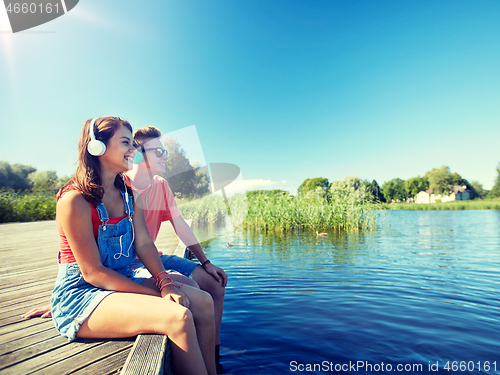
[131, 175, 180, 242]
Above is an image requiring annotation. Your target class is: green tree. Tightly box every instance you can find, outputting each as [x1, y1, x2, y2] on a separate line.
[404, 176, 429, 196]
[298, 177, 329, 194]
[329, 175, 370, 201]
[381, 178, 408, 202]
[470, 180, 488, 199]
[0, 162, 35, 191]
[28, 170, 58, 191]
[487, 163, 500, 199]
[160, 139, 210, 199]
[425, 166, 455, 195]
[365, 179, 385, 202]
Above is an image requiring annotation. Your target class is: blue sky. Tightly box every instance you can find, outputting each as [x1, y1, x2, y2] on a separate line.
[1, 0, 499, 193]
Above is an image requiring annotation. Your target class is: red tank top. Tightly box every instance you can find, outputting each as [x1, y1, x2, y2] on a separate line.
[58, 202, 127, 264]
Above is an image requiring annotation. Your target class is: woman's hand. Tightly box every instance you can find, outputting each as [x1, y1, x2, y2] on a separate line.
[162, 284, 190, 308]
[22, 304, 52, 319]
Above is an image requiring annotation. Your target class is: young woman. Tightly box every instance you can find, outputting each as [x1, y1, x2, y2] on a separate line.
[51, 116, 216, 375]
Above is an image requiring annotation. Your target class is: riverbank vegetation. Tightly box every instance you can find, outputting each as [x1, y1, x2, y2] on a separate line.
[242, 183, 380, 231]
[386, 198, 500, 210]
[0, 161, 69, 222]
[0, 189, 56, 222]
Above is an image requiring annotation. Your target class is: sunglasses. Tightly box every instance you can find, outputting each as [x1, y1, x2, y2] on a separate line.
[143, 147, 169, 158]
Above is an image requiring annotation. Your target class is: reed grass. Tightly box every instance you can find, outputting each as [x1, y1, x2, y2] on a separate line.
[243, 188, 380, 232]
[0, 189, 56, 223]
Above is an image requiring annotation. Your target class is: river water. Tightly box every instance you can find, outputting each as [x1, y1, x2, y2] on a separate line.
[199, 210, 500, 374]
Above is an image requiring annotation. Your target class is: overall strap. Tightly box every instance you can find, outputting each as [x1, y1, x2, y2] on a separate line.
[95, 202, 109, 224]
[119, 189, 134, 216]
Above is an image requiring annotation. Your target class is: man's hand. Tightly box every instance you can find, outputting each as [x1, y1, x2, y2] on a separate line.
[203, 262, 228, 287]
[22, 304, 52, 319]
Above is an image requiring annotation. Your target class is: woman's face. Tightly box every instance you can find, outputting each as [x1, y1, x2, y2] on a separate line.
[99, 125, 136, 173]
[141, 138, 168, 176]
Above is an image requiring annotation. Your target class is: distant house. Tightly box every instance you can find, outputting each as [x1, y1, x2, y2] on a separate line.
[415, 185, 470, 204]
[453, 185, 470, 201]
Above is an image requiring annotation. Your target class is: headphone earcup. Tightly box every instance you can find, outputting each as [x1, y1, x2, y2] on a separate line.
[87, 139, 106, 156]
[133, 151, 143, 164]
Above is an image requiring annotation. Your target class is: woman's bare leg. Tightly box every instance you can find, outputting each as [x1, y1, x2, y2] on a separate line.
[77, 293, 208, 375]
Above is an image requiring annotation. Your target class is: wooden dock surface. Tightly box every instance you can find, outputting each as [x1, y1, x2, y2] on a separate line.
[0, 220, 180, 374]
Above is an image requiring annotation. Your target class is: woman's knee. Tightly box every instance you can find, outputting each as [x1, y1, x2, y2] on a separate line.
[163, 305, 195, 336]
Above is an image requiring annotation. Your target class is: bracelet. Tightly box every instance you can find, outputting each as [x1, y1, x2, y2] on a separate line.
[201, 259, 211, 269]
[160, 281, 183, 291]
[155, 271, 169, 286]
[156, 275, 172, 288]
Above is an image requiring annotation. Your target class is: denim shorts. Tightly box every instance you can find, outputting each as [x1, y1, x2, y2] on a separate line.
[129, 254, 198, 279]
[51, 262, 145, 342]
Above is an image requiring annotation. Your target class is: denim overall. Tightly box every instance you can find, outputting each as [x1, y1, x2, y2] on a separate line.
[51, 190, 144, 341]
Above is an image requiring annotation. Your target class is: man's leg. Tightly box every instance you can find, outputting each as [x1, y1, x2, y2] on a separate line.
[190, 266, 225, 345]
[160, 255, 226, 374]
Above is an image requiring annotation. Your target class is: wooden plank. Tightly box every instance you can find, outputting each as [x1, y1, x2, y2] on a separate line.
[0, 326, 59, 356]
[0, 315, 50, 336]
[0, 290, 52, 310]
[0, 319, 54, 344]
[0, 334, 68, 371]
[32, 338, 135, 375]
[121, 334, 170, 375]
[67, 346, 132, 375]
[0, 278, 56, 297]
[0, 337, 117, 374]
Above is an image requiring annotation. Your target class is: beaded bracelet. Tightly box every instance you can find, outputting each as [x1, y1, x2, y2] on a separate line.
[201, 259, 211, 269]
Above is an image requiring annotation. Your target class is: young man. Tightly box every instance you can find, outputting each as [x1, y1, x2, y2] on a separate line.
[24, 126, 228, 373]
[129, 127, 227, 374]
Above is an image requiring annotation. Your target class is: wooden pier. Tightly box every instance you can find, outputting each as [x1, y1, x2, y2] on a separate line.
[0, 220, 186, 374]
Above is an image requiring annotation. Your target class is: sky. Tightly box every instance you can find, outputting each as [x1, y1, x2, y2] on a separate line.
[1, 0, 499, 194]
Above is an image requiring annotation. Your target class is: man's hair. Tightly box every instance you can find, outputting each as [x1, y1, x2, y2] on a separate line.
[133, 126, 162, 148]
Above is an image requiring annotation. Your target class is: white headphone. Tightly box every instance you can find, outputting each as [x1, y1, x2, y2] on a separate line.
[87, 118, 106, 156]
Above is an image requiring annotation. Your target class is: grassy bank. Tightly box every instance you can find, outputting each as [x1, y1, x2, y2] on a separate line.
[0, 189, 56, 223]
[386, 198, 500, 210]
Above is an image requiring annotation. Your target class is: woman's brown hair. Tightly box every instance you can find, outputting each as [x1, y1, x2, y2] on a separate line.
[58, 116, 134, 207]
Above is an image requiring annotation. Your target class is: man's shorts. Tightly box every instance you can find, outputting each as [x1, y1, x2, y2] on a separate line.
[129, 254, 198, 279]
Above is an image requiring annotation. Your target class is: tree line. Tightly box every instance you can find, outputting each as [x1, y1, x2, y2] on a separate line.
[298, 163, 500, 203]
[0, 162, 71, 192]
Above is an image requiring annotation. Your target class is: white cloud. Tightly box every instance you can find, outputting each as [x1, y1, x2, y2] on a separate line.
[281, 180, 287, 184]
[243, 179, 277, 190]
